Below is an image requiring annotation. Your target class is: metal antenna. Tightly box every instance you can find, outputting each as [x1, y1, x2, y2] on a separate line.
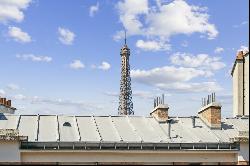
[162, 94, 165, 104]
[124, 30, 127, 45]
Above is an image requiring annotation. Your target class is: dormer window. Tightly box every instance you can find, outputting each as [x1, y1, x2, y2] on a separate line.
[63, 122, 71, 127]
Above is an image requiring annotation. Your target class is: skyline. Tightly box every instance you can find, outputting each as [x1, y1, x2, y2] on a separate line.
[0, 0, 249, 117]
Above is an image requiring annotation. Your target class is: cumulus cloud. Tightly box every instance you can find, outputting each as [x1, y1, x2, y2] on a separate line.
[156, 82, 222, 93]
[116, 0, 148, 35]
[32, 96, 104, 111]
[16, 54, 52, 62]
[133, 90, 156, 99]
[58, 27, 75, 45]
[214, 47, 224, 54]
[131, 66, 211, 85]
[131, 64, 223, 93]
[11, 94, 103, 111]
[98, 61, 111, 70]
[89, 2, 99, 17]
[91, 61, 111, 71]
[7, 83, 20, 90]
[13, 94, 26, 100]
[170, 52, 226, 71]
[8, 26, 31, 43]
[146, 1, 218, 39]
[69, 60, 85, 70]
[0, 0, 32, 23]
[136, 40, 170, 51]
[115, 0, 218, 51]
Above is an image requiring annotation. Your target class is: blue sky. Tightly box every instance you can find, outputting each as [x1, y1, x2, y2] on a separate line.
[0, 0, 249, 117]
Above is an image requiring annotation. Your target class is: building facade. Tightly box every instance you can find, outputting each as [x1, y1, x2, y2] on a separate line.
[231, 51, 249, 117]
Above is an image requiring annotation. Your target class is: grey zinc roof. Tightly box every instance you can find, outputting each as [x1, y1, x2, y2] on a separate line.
[0, 114, 248, 143]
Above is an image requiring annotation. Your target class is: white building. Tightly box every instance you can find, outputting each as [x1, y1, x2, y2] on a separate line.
[231, 50, 249, 117]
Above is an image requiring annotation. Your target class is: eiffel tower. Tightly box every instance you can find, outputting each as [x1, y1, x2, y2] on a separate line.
[118, 31, 134, 115]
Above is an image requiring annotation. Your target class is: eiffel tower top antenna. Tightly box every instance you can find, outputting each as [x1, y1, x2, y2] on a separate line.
[124, 29, 127, 45]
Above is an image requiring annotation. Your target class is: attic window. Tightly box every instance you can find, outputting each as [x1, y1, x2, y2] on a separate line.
[63, 122, 71, 127]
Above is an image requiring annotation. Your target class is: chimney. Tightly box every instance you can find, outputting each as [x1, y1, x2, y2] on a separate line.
[198, 93, 221, 129]
[0, 97, 16, 114]
[150, 94, 169, 122]
[6, 100, 11, 107]
[236, 51, 244, 60]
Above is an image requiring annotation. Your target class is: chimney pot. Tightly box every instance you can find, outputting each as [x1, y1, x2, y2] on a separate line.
[3, 98, 7, 105]
[7, 100, 11, 107]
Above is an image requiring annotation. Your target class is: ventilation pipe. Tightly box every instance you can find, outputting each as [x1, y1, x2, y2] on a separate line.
[167, 119, 173, 138]
[191, 116, 196, 128]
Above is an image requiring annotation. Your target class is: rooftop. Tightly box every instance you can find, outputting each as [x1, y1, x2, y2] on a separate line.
[0, 114, 248, 144]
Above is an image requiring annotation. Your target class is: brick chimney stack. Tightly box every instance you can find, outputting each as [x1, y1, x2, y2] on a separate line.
[198, 93, 221, 129]
[150, 94, 169, 122]
[0, 96, 16, 114]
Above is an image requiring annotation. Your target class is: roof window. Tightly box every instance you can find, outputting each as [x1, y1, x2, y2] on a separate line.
[63, 122, 71, 127]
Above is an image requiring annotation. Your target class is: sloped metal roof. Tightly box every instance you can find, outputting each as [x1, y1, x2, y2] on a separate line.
[0, 114, 248, 144]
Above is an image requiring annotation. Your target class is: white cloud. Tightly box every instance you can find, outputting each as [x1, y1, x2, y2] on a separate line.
[133, 91, 155, 99]
[136, 40, 170, 51]
[113, 30, 125, 41]
[156, 82, 222, 93]
[0, 89, 5, 96]
[115, 0, 218, 50]
[69, 60, 85, 70]
[98, 61, 111, 71]
[7, 83, 20, 90]
[16, 54, 52, 62]
[131, 66, 211, 84]
[0, 0, 32, 23]
[170, 52, 226, 71]
[8, 26, 31, 43]
[11, 94, 103, 111]
[214, 47, 224, 54]
[92, 61, 111, 71]
[146, 0, 218, 39]
[116, 0, 148, 35]
[131, 65, 223, 93]
[103, 91, 119, 97]
[29, 96, 104, 111]
[58, 27, 75, 45]
[89, 2, 99, 17]
[233, 21, 248, 28]
[13, 94, 26, 100]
